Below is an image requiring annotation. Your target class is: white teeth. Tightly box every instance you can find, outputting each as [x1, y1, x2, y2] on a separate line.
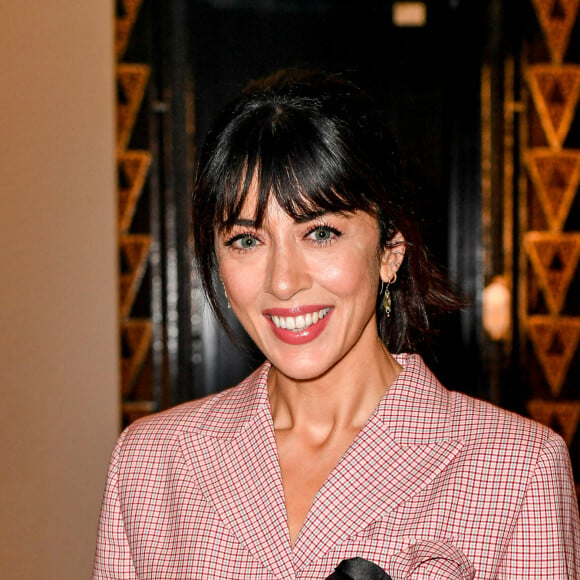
[270, 308, 330, 331]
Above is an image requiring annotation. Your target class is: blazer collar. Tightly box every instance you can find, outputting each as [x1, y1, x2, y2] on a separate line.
[179, 355, 464, 576]
[179, 364, 296, 578]
[182, 354, 452, 442]
[379, 353, 456, 444]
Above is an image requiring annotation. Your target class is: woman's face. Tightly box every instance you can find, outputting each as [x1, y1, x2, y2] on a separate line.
[215, 188, 394, 382]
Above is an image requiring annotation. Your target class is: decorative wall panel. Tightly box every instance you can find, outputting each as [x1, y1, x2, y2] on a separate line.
[116, 65, 150, 152]
[526, 64, 580, 149]
[526, 315, 580, 395]
[115, 0, 154, 425]
[116, 0, 144, 60]
[121, 319, 153, 396]
[527, 398, 580, 445]
[524, 232, 580, 314]
[523, 0, 580, 492]
[524, 149, 580, 230]
[120, 234, 153, 318]
[530, 0, 580, 63]
[118, 150, 152, 232]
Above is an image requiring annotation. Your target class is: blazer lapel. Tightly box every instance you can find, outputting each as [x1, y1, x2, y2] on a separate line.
[293, 354, 465, 570]
[179, 365, 295, 579]
[178, 355, 463, 576]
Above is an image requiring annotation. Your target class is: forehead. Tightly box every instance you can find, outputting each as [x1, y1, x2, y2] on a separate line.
[225, 190, 380, 237]
[218, 168, 332, 230]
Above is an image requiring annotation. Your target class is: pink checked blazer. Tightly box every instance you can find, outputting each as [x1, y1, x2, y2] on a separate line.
[93, 354, 580, 579]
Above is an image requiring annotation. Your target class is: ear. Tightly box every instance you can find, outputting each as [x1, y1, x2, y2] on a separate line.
[380, 231, 406, 283]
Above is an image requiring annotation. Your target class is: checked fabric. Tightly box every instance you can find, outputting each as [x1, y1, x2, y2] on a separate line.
[93, 354, 580, 579]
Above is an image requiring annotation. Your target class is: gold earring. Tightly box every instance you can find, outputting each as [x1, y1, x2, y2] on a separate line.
[220, 278, 231, 309]
[381, 274, 397, 317]
[382, 284, 391, 317]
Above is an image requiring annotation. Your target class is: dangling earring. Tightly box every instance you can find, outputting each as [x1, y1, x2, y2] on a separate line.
[220, 278, 231, 309]
[381, 274, 396, 317]
[382, 284, 392, 318]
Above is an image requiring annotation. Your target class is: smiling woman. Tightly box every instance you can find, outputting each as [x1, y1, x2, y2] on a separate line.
[216, 202, 391, 383]
[194, 69, 457, 356]
[93, 69, 580, 579]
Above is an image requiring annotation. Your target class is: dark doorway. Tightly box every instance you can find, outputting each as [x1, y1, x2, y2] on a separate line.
[152, 0, 487, 401]
[187, 0, 485, 395]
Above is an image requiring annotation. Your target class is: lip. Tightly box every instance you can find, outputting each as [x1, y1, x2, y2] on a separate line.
[263, 304, 330, 317]
[263, 305, 333, 345]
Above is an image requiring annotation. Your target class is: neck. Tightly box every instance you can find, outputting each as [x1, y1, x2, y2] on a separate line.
[268, 338, 401, 437]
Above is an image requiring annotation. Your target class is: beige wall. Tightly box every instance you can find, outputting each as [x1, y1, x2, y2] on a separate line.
[0, 2, 119, 578]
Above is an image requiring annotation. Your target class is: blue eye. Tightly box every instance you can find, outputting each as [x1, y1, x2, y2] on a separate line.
[312, 229, 332, 240]
[225, 233, 260, 250]
[306, 225, 341, 244]
[237, 235, 258, 248]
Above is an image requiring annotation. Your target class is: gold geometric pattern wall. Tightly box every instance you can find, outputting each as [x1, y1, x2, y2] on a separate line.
[115, 0, 154, 424]
[526, 0, 580, 483]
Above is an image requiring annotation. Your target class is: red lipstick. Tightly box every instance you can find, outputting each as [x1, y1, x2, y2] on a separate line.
[263, 305, 333, 345]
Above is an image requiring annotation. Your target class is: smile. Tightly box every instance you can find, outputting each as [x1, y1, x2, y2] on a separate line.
[263, 305, 334, 345]
[270, 308, 331, 331]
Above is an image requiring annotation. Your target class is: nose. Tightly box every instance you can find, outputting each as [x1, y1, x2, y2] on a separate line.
[265, 240, 312, 300]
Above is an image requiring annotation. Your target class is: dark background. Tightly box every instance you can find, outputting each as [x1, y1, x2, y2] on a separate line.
[128, 0, 502, 405]
[187, 0, 485, 396]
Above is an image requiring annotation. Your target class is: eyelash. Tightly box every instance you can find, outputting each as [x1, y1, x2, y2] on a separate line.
[305, 223, 342, 245]
[223, 222, 342, 251]
[223, 231, 260, 251]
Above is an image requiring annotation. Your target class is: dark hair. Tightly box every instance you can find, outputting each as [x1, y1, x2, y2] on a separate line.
[192, 68, 463, 353]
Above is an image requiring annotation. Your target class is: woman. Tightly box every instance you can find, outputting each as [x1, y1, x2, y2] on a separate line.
[94, 69, 580, 579]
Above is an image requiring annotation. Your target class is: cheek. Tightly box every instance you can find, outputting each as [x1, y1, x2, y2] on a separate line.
[318, 251, 380, 296]
[219, 262, 262, 307]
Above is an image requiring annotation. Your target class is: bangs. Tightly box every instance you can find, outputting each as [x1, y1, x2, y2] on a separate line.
[212, 105, 378, 230]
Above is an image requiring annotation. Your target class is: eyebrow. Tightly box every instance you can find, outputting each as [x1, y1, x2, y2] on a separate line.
[216, 218, 256, 232]
[219, 209, 347, 231]
[294, 210, 329, 223]
[232, 218, 256, 227]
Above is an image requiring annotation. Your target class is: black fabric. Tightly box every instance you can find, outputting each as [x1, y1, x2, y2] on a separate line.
[325, 557, 393, 580]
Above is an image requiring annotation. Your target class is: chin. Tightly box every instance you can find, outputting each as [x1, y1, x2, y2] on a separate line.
[276, 367, 331, 383]
[269, 352, 337, 383]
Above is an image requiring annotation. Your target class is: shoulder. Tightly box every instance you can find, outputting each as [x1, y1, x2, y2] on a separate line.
[118, 362, 271, 452]
[450, 387, 558, 452]
[446, 382, 570, 486]
[391, 353, 563, 463]
[396, 355, 572, 501]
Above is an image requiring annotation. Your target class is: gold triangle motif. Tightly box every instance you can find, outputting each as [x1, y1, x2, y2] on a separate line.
[528, 399, 580, 446]
[524, 231, 580, 314]
[115, 0, 144, 60]
[119, 234, 152, 319]
[120, 319, 152, 396]
[527, 315, 580, 395]
[526, 65, 580, 149]
[118, 150, 151, 233]
[118, 0, 143, 21]
[116, 64, 150, 152]
[115, 20, 133, 62]
[525, 148, 580, 231]
[531, 0, 580, 63]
